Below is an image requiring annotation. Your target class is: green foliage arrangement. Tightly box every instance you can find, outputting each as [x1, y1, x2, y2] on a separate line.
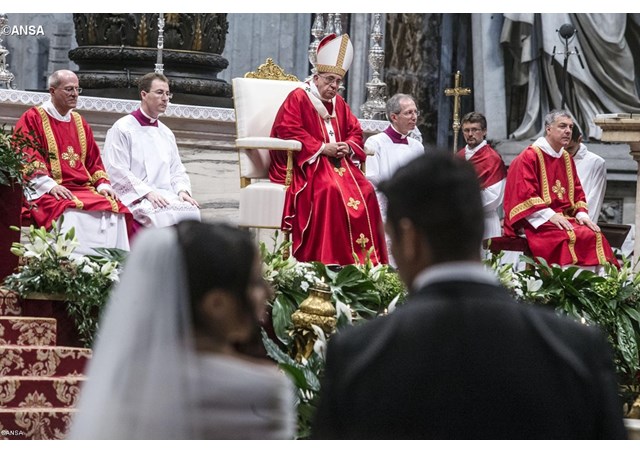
[487, 252, 640, 416]
[264, 240, 640, 438]
[260, 238, 407, 438]
[0, 124, 46, 187]
[3, 218, 127, 347]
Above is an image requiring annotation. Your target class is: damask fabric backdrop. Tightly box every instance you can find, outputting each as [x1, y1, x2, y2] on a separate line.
[501, 13, 640, 141]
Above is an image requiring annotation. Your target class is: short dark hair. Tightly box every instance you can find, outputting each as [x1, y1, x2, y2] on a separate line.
[138, 72, 170, 93]
[461, 111, 487, 130]
[570, 123, 583, 142]
[379, 151, 484, 262]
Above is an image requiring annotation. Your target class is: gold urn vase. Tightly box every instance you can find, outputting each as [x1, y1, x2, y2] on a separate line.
[290, 282, 336, 362]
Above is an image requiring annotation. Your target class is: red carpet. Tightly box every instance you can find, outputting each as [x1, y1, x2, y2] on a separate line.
[0, 287, 91, 440]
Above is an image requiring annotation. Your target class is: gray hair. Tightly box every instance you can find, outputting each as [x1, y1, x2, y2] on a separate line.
[386, 93, 416, 121]
[544, 109, 574, 128]
[47, 70, 76, 89]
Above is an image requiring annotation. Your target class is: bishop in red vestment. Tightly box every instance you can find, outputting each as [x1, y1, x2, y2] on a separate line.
[15, 70, 131, 254]
[269, 34, 388, 266]
[503, 110, 616, 267]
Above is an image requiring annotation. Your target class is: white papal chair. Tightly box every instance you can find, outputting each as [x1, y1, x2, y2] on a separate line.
[232, 59, 304, 250]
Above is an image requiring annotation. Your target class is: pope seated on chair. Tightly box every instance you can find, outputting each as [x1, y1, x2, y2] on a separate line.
[268, 33, 388, 266]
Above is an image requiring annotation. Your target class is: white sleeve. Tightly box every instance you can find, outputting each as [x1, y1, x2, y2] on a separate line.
[163, 130, 191, 196]
[586, 160, 606, 222]
[526, 208, 557, 229]
[102, 124, 153, 205]
[24, 174, 57, 201]
[364, 137, 382, 185]
[481, 178, 505, 212]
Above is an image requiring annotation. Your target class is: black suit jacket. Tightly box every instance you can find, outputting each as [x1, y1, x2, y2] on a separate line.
[312, 280, 627, 439]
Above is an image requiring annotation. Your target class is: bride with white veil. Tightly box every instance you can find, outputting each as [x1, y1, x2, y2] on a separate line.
[69, 221, 296, 439]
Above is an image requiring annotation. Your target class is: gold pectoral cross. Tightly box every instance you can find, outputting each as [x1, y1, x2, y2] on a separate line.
[552, 180, 566, 200]
[356, 233, 369, 248]
[334, 167, 346, 176]
[61, 146, 80, 168]
[347, 197, 361, 210]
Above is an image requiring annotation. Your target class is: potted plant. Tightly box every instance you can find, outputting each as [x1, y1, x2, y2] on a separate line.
[0, 124, 45, 282]
[3, 217, 126, 348]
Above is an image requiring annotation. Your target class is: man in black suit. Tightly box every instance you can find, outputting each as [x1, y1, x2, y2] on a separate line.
[312, 151, 627, 439]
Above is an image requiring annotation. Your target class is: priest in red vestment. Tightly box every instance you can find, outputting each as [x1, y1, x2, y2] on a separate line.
[456, 112, 507, 239]
[503, 109, 617, 268]
[15, 70, 131, 255]
[269, 34, 388, 266]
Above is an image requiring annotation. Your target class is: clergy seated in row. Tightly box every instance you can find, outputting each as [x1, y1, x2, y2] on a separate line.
[502, 109, 618, 270]
[102, 72, 201, 228]
[16, 70, 132, 256]
[268, 33, 388, 266]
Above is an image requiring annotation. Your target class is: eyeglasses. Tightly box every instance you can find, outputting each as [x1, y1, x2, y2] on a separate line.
[462, 127, 484, 134]
[318, 74, 343, 87]
[147, 90, 174, 99]
[399, 110, 420, 118]
[60, 86, 82, 94]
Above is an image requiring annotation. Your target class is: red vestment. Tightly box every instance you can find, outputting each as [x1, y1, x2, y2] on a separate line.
[269, 86, 388, 265]
[456, 143, 506, 190]
[503, 145, 616, 267]
[15, 106, 131, 230]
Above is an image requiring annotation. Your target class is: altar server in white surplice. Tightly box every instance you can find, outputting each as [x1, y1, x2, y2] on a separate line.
[365, 93, 425, 220]
[565, 126, 606, 222]
[103, 73, 201, 228]
[365, 94, 424, 266]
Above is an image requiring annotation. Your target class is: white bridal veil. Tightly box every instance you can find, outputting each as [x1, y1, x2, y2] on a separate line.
[69, 227, 200, 439]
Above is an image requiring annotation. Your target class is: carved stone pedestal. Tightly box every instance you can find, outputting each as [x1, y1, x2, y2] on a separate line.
[594, 113, 640, 266]
[69, 13, 232, 107]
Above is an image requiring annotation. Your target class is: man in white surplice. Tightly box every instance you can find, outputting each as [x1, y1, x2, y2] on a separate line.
[102, 72, 201, 228]
[565, 126, 606, 222]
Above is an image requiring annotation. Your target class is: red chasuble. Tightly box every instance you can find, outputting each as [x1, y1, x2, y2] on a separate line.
[269, 86, 388, 266]
[15, 106, 131, 230]
[503, 146, 616, 267]
[456, 143, 506, 190]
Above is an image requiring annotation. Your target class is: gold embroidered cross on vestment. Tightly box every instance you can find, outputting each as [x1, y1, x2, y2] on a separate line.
[356, 233, 369, 247]
[347, 197, 361, 210]
[61, 146, 80, 168]
[552, 180, 566, 200]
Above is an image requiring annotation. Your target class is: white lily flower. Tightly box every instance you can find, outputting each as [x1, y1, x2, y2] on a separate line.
[335, 300, 352, 324]
[311, 324, 327, 360]
[23, 236, 48, 258]
[54, 235, 78, 258]
[300, 281, 309, 292]
[526, 277, 543, 293]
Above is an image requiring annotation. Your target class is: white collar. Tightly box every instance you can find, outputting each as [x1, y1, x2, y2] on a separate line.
[139, 106, 158, 123]
[41, 100, 72, 122]
[533, 137, 563, 158]
[465, 139, 487, 159]
[412, 261, 499, 292]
